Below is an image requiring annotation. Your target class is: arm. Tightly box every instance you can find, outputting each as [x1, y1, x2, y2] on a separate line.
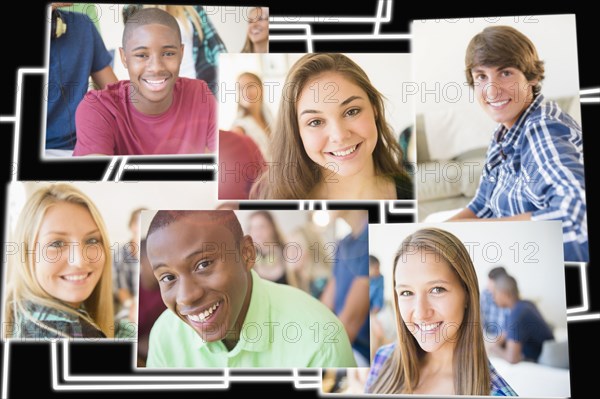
[230, 126, 246, 135]
[320, 278, 335, 310]
[73, 93, 116, 156]
[337, 277, 370, 343]
[448, 208, 532, 222]
[488, 339, 523, 364]
[90, 65, 118, 90]
[205, 86, 217, 153]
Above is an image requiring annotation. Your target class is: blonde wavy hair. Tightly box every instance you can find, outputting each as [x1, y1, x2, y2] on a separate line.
[3, 184, 114, 339]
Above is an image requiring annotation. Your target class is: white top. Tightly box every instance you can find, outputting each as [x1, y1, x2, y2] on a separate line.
[177, 18, 196, 79]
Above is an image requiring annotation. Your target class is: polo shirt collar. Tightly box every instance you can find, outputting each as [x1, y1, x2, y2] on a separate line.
[192, 270, 271, 356]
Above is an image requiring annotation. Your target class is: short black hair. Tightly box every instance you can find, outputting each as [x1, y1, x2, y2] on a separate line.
[369, 255, 380, 266]
[494, 274, 519, 299]
[147, 210, 244, 245]
[488, 266, 507, 280]
[122, 7, 182, 49]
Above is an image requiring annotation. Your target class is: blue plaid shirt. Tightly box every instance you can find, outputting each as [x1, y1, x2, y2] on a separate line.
[365, 343, 517, 396]
[481, 289, 511, 336]
[468, 94, 588, 262]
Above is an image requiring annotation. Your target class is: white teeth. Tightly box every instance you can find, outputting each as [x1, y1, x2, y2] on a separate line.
[145, 79, 166, 85]
[420, 322, 442, 331]
[187, 302, 220, 323]
[63, 274, 88, 281]
[489, 99, 509, 107]
[331, 145, 358, 157]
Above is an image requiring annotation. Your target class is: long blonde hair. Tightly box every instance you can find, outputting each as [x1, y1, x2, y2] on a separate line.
[241, 7, 267, 53]
[236, 72, 271, 136]
[369, 228, 490, 395]
[250, 53, 412, 199]
[3, 184, 114, 339]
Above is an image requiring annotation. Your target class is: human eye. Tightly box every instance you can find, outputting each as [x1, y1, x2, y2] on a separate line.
[431, 286, 447, 294]
[474, 73, 487, 81]
[398, 290, 413, 297]
[307, 119, 323, 128]
[48, 240, 65, 248]
[501, 69, 513, 77]
[164, 51, 176, 57]
[86, 237, 101, 245]
[195, 259, 213, 271]
[159, 274, 176, 283]
[345, 108, 360, 117]
[134, 53, 148, 59]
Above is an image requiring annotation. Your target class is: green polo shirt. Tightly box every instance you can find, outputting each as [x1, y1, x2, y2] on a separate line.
[146, 270, 357, 368]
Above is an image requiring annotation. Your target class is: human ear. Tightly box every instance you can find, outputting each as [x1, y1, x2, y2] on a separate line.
[119, 47, 127, 69]
[240, 235, 256, 271]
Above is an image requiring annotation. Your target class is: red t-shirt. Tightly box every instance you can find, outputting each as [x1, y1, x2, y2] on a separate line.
[74, 78, 216, 156]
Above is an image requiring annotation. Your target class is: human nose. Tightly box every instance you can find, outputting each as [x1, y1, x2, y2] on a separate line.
[413, 294, 433, 321]
[483, 76, 503, 101]
[176, 275, 204, 307]
[68, 243, 88, 268]
[147, 54, 165, 73]
[327, 119, 351, 143]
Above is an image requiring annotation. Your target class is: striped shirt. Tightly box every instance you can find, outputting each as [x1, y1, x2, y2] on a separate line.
[365, 343, 517, 396]
[468, 94, 588, 262]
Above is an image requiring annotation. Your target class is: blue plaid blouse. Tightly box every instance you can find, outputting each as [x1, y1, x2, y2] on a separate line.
[365, 343, 517, 396]
[468, 94, 587, 262]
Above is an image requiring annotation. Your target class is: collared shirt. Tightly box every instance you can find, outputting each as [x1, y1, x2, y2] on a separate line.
[468, 94, 588, 262]
[12, 301, 105, 340]
[365, 343, 517, 396]
[481, 289, 511, 335]
[146, 270, 356, 368]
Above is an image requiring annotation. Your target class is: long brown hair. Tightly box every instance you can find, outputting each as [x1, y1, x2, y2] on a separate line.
[250, 53, 412, 199]
[369, 228, 490, 395]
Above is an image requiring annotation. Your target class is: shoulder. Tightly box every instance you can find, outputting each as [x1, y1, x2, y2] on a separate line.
[489, 361, 517, 396]
[79, 81, 126, 109]
[365, 343, 396, 392]
[522, 98, 581, 141]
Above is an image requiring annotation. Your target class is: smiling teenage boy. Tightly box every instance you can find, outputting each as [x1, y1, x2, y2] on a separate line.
[73, 8, 216, 156]
[143, 210, 356, 368]
[447, 26, 588, 262]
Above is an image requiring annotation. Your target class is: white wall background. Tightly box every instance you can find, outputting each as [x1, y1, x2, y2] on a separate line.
[412, 15, 582, 159]
[13, 182, 218, 245]
[94, 4, 252, 81]
[218, 53, 415, 161]
[369, 221, 567, 331]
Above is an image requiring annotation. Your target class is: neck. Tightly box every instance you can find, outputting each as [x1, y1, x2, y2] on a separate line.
[422, 343, 455, 375]
[223, 272, 254, 351]
[130, 87, 174, 115]
[312, 159, 394, 200]
[252, 40, 268, 53]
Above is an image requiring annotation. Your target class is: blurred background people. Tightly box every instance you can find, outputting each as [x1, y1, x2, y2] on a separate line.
[113, 208, 146, 322]
[46, 3, 118, 152]
[481, 266, 511, 338]
[320, 210, 370, 366]
[285, 223, 331, 298]
[241, 7, 268, 53]
[230, 72, 273, 161]
[248, 211, 288, 284]
[136, 239, 166, 366]
[488, 274, 554, 364]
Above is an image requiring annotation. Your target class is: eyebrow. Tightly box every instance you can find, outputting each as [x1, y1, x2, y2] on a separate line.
[396, 279, 451, 289]
[151, 248, 215, 271]
[131, 45, 179, 52]
[41, 229, 100, 237]
[299, 95, 364, 116]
